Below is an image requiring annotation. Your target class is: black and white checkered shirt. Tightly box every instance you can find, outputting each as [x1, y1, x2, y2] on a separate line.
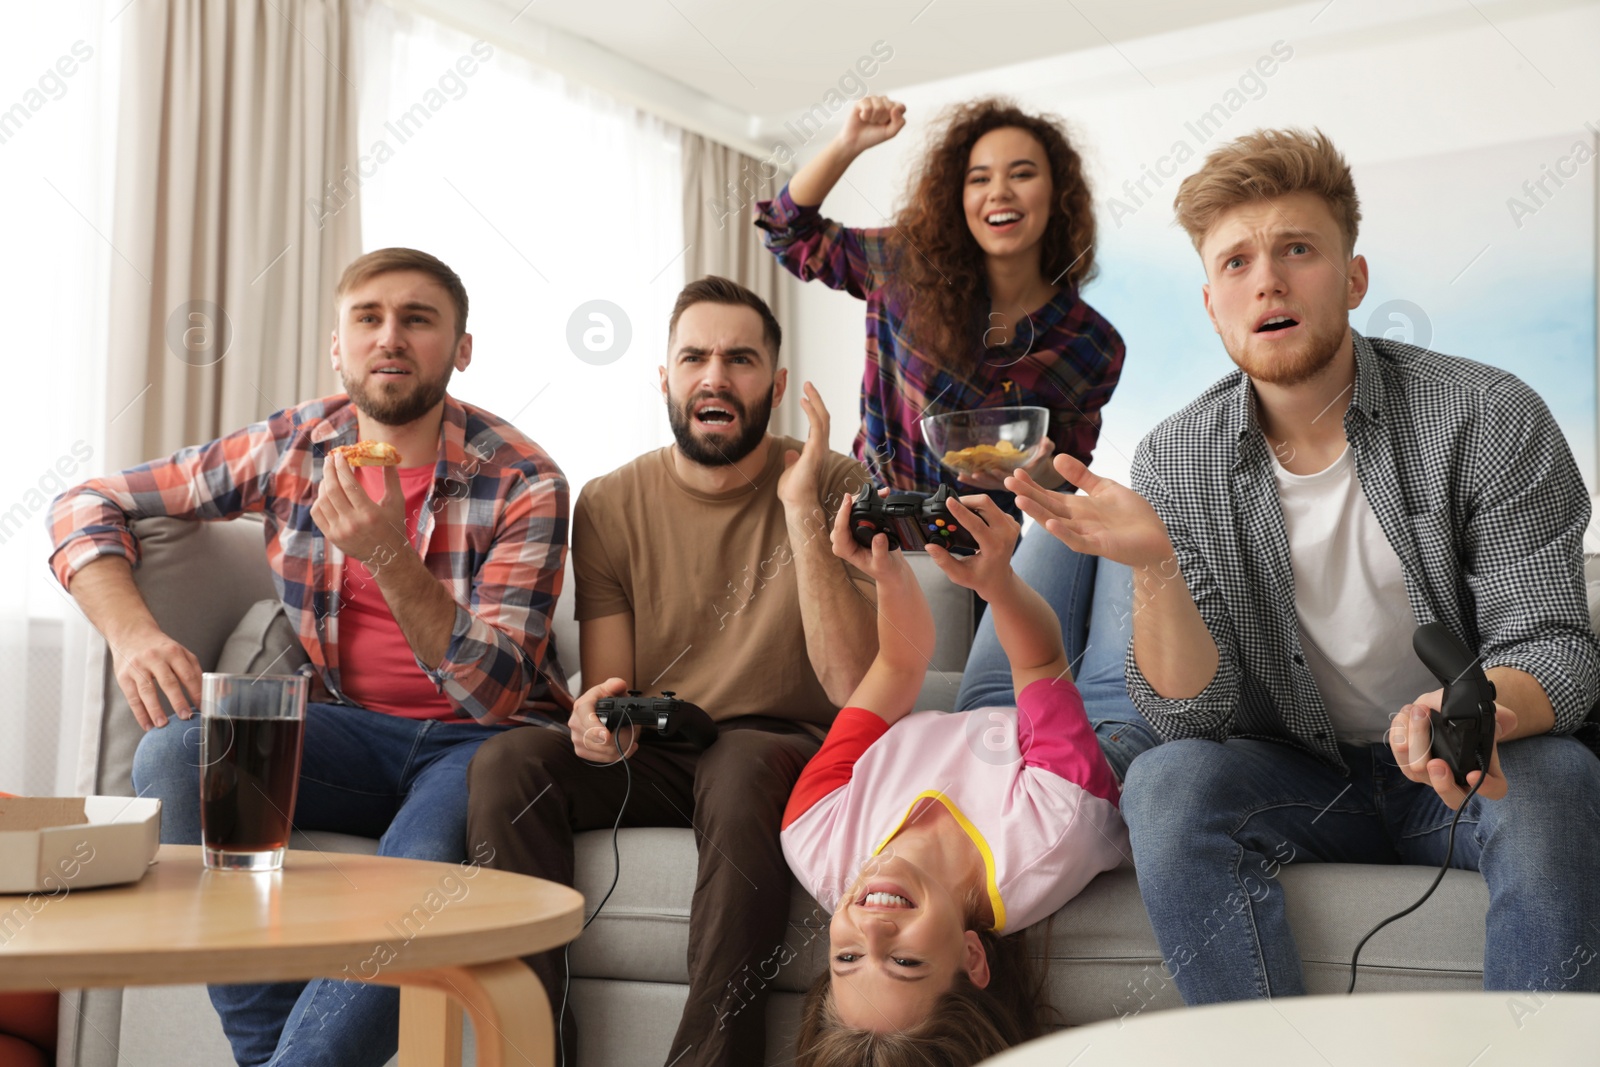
[1126, 331, 1599, 769]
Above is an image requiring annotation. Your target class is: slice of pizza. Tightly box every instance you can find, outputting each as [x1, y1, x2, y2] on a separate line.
[331, 441, 402, 467]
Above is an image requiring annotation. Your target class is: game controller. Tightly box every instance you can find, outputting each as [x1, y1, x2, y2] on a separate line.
[593, 690, 719, 750]
[1411, 623, 1498, 790]
[849, 484, 983, 556]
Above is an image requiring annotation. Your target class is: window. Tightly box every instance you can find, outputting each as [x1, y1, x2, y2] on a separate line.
[357, 8, 686, 500]
[0, 2, 117, 793]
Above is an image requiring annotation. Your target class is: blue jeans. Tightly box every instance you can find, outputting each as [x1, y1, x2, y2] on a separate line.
[131, 702, 514, 1067]
[956, 523, 1159, 779]
[1121, 734, 1600, 1001]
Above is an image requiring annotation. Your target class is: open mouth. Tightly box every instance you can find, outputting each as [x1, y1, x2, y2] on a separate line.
[1255, 315, 1300, 334]
[694, 400, 737, 427]
[984, 210, 1023, 230]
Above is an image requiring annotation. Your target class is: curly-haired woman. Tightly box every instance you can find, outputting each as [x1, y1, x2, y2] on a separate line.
[756, 96, 1156, 779]
[757, 95, 1118, 502]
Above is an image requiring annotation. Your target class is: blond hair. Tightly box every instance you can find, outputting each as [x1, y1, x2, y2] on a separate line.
[1173, 128, 1361, 256]
[336, 248, 469, 338]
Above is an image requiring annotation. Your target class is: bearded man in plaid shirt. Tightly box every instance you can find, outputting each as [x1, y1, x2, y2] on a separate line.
[47, 247, 569, 1066]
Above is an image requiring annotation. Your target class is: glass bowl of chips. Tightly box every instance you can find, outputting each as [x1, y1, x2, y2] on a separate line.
[921, 406, 1051, 485]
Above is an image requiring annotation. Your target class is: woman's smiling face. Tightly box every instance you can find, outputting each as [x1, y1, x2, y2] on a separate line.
[827, 851, 990, 1032]
[962, 127, 1054, 260]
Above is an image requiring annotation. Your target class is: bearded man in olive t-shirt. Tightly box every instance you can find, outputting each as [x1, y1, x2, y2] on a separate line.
[466, 276, 879, 1067]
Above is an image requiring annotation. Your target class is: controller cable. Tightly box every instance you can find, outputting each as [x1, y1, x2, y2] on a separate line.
[1346, 760, 1485, 994]
[558, 727, 631, 1067]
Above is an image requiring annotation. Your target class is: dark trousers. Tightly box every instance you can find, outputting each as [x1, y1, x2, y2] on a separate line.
[466, 718, 820, 1067]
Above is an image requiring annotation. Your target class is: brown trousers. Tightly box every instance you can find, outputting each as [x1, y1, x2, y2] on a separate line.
[465, 718, 820, 1067]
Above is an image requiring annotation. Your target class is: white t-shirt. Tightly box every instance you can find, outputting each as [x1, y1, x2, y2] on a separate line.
[1271, 444, 1439, 743]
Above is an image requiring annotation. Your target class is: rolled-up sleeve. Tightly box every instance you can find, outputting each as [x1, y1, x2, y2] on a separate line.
[755, 183, 892, 299]
[1124, 437, 1241, 741]
[1466, 382, 1600, 733]
[432, 468, 571, 723]
[47, 421, 281, 588]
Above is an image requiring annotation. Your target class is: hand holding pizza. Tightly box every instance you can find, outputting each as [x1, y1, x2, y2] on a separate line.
[312, 443, 410, 570]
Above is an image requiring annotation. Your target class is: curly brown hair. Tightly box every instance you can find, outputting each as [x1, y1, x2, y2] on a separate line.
[794, 927, 1053, 1067]
[891, 98, 1098, 372]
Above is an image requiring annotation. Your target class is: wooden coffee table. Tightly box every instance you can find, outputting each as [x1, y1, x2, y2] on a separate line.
[0, 845, 583, 1066]
[981, 991, 1600, 1065]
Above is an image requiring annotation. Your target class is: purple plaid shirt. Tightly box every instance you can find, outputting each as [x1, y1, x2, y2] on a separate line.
[757, 184, 1125, 497]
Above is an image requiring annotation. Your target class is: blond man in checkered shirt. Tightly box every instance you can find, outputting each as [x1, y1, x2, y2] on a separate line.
[1011, 128, 1600, 1003]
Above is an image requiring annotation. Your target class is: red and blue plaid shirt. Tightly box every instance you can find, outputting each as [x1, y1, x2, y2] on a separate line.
[757, 184, 1125, 498]
[48, 394, 572, 724]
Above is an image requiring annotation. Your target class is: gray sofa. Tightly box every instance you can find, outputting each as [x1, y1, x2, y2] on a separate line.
[59, 514, 1533, 1066]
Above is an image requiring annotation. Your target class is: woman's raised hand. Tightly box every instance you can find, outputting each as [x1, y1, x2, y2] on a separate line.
[838, 96, 906, 155]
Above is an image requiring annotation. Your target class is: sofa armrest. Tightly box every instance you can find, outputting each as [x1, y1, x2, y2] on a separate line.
[75, 517, 277, 798]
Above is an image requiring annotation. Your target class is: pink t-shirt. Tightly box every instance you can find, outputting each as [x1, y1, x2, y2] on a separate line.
[337, 464, 456, 720]
[781, 678, 1128, 933]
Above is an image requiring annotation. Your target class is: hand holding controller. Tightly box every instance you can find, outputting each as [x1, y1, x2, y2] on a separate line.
[849, 484, 983, 556]
[1390, 627, 1513, 808]
[1354, 623, 1510, 989]
[1410, 623, 1498, 790]
[593, 690, 719, 750]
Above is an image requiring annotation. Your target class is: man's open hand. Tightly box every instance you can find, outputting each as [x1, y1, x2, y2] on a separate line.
[778, 382, 831, 511]
[311, 452, 409, 570]
[1008, 454, 1175, 569]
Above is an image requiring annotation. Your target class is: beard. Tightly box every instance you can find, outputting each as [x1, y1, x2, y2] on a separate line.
[667, 384, 774, 467]
[1223, 316, 1348, 388]
[342, 358, 453, 426]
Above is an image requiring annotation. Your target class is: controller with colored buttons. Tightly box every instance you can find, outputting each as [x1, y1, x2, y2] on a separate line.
[593, 690, 719, 750]
[849, 484, 983, 556]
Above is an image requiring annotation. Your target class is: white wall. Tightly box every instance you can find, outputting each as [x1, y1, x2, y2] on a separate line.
[778, 0, 1600, 488]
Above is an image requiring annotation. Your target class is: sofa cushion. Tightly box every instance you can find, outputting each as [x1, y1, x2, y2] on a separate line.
[215, 599, 308, 677]
[567, 827, 1489, 1025]
[903, 553, 975, 712]
[126, 518, 279, 673]
[906, 554, 975, 679]
[293, 829, 381, 854]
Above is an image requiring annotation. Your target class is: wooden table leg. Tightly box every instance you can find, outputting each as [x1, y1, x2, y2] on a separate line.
[400, 985, 464, 1067]
[395, 960, 552, 1067]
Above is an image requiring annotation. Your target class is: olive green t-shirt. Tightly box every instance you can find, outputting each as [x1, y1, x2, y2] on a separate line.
[572, 436, 874, 728]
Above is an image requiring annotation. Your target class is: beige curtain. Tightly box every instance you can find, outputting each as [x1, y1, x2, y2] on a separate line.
[105, 0, 362, 470]
[681, 132, 797, 435]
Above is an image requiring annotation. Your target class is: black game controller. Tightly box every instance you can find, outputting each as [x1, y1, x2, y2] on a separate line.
[849, 484, 983, 556]
[1411, 623, 1498, 789]
[593, 690, 718, 750]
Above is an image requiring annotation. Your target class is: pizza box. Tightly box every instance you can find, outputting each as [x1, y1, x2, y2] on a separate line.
[0, 796, 162, 894]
